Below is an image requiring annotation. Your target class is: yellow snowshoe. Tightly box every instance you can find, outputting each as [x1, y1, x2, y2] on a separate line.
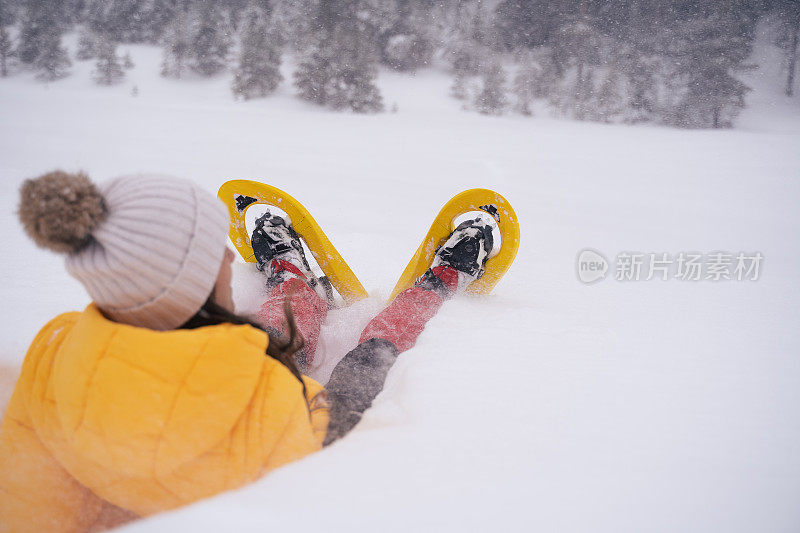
[218, 180, 368, 304]
[390, 189, 520, 300]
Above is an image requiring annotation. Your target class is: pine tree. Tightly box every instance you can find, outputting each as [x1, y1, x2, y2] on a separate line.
[551, 16, 601, 78]
[549, 15, 603, 120]
[774, 0, 800, 96]
[512, 49, 558, 115]
[372, 0, 433, 72]
[0, 24, 11, 77]
[293, 4, 384, 114]
[678, 66, 749, 129]
[446, 38, 489, 76]
[383, 33, 432, 72]
[85, 0, 167, 43]
[572, 67, 595, 121]
[619, 49, 658, 124]
[327, 59, 384, 112]
[445, 4, 491, 76]
[360, 0, 401, 37]
[161, 9, 191, 78]
[76, 28, 97, 60]
[123, 51, 134, 69]
[231, 6, 283, 100]
[271, 0, 317, 51]
[534, 50, 558, 98]
[474, 62, 508, 115]
[450, 69, 470, 101]
[494, 0, 565, 50]
[147, 0, 184, 43]
[294, 32, 384, 113]
[92, 37, 125, 85]
[62, 0, 85, 25]
[593, 63, 625, 123]
[17, 0, 62, 65]
[17, 0, 71, 80]
[512, 61, 536, 115]
[668, 11, 753, 129]
[293, 44, 331, 104]
[189, 1, 232, 76]
[0, 0, 16, 27]
[33, 30, 71, 81]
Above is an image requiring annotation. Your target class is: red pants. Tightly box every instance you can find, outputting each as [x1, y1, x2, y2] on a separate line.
[257, 274, 450, 367]
[259, 265, 460, 445]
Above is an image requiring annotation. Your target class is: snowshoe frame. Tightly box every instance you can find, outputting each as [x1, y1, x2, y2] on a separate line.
[218, 180, 368, 304]
[390, 188, 520, 300]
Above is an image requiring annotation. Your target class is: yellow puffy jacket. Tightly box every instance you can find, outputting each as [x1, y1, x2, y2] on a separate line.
[0, 304, 329, 532]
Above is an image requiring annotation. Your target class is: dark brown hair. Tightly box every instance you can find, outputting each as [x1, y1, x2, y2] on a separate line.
[180, 298, 307, 395]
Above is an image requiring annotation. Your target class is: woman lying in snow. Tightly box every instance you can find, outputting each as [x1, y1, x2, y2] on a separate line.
[0, 171, 494, 532]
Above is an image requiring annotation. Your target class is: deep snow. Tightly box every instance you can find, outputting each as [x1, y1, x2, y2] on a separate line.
[1, 29, 799, 533]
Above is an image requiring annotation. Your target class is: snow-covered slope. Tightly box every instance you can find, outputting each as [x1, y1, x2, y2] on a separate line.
[1, 32, 799, 533]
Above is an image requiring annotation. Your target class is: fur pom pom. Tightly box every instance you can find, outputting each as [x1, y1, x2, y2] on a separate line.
[18, 171, 107, 254]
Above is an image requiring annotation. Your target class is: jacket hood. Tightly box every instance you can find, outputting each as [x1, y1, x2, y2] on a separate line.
[31, 304, 269, 479]
[3, 304, 327, 522]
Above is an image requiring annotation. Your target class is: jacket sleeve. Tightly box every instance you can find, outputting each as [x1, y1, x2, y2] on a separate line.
[0, 370, 103, 533]
[303, 376, 330, 447]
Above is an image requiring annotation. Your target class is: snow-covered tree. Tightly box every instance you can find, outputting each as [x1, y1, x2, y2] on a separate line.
[383, 33, 431, 72]
[147, 0, 184, 43]
[271, 0, 317, 51]
[444, 3, 494, 76]
[571, 67, 595, 120]
[494, 0, 565, 50]
[619, 50, 658, 124]
[160, 9, 191, 78]
[0, 0, 16, 27]
[294, 30, 384, 113]
[593, 63, 625, 123]
[93, 36, 125, 85]
[450, 69, 470, 101]
[466, 1, 498, 49]
[0, 24, 11, 77]
[512, 49, 558, 115]
[161, 2, 232, 79]
[231, 6, 283, 100]
[446, 38, 490, 76]
[367, 0, 435, 72]
[548, 16, 604, 120]
[676, 66, 749, 129]
[474, 62, 508, 115]
[357, 0, 401, 49]
[667, 11, 753, 129]
[189, 1, 232, 76]
[123, 51, 134, 69]
[33, 30, 71, 81]
[292, 51, 326, 103]
[773, 0, 800, 96]
[15, 0, 70, 80]
[17, 0, 64, 65]
[85, 0, 171, 43]
[551, 17, 601, 79]
[512, 65, 535, 115]
[76, 28, 97, 60]
[293, 2, 384, 114]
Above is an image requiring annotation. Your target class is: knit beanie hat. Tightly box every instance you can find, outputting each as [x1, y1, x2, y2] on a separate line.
[18, 171, 230, 330]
